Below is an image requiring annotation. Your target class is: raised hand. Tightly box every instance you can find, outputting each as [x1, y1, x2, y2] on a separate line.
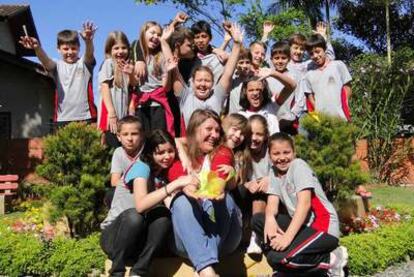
[313, 21, 328, 39]
[228, 22, 244, 44]
[174, 12, 189, 24]
[161, 25, 175, 42]
[19, 36, 39, 49]
[80, 21, 97, 41]
[166, 56, 179, 72]
[222, 21, 232, 34]
[263, 20, 275, 35]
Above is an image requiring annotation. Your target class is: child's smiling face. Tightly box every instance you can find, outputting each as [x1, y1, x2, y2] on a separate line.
[246, 80, 264, 110]
[250, 44, 265, 68]
[58, 43, 80, 64]
[309, 46, 327, 66]
[249, 120, 266, 153]
[153, 142, 176, 169]
[145, 25, 161, 50]
[111, 42, 129, 61]
[290, 43, 305, 62]
[225, 125, 245, 149]
[269, 140, 295, 174]
[192, 70, 214, 100]
[194, 31, 211, 53]
[271, 53, 289, 72]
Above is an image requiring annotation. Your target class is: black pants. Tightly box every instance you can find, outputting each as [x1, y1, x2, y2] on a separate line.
[136, 105, 167, 134]
[101, 207, 171, 276]
[251, 213, 338, 275]
[279, 119, 298, 136]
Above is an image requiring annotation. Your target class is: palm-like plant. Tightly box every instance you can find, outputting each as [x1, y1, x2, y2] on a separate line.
[269, 0, 339, 37]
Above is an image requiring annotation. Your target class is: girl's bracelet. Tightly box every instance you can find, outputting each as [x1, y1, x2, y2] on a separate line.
[164, 185, 172, 197]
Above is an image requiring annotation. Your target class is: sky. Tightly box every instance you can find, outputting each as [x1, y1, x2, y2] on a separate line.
[12, 0, 235, 100]
[9, 0, 359, 100]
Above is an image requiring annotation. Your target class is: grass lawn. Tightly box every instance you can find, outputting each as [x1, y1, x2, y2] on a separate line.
[367, 184, 414, 207]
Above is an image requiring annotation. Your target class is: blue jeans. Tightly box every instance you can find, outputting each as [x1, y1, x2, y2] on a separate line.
[170, 193, 242, 272]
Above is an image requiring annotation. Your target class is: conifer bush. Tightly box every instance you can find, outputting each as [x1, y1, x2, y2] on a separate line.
[36, 123, 111, 237]
[295, 113, 369, 201]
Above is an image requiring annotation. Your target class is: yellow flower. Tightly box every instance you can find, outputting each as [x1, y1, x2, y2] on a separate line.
[309, 111, 321, 122]
[195, 169, 234, 198]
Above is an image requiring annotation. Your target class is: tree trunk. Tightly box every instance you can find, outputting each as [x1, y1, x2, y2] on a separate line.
[325, 0, 331, 40]
[385, 1, 392, 64]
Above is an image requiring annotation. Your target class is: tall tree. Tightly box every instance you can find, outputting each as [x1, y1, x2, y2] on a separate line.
[336, 0, 414, 55]
[270, 0, 338, 36]
[135, 0, 245, 35]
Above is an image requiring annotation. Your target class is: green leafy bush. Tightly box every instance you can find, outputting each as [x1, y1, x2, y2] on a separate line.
[295, 113, 369, 201]
[0, 221, 105, 276]
[341, 220, 414, 275]
[350, 48, 414, 183]
[36, 122, 111, 237]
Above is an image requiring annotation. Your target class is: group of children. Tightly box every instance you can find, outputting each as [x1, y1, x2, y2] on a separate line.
[19, 13, 352, 277]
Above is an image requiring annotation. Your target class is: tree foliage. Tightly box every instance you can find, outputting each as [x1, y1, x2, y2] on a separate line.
[295, 113, 369, 202]
[336, 0, 414, 53]
[349, 48, 414, 183]
[135, 0, 245, 35]
[36, 123, 111, 237]
[240, 2, 312, 42]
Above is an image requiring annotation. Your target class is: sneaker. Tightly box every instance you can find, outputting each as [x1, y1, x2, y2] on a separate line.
[247, 232, 263, 254]
[329, 246, 348, 277]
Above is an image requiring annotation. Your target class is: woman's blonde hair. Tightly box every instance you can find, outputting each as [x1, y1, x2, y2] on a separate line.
[222, 113, 252, 185]
[104, 31, 130, 88]
[139, 21, 163, 78]
[186, 109, 224, 170]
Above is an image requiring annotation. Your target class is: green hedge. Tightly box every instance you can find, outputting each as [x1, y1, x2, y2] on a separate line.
[0, 221, 105, 276]
[1, 215, 413, 275]
[341, 218, 414, 275]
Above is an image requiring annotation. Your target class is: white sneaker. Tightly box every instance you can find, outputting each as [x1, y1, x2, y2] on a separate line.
[247, 232, 262, 254]
[329, 246, 348, 277]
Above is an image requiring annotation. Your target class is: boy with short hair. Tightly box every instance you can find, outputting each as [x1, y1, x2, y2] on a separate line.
[191, 20, 225, 84]
[19, 22, 97, 126]
[287, 22, 335, 77]
[105, 115, 144, 207]
[266, 41, 301, 134]
[228, 47, 253, 114]
[301, 34, 352, 121]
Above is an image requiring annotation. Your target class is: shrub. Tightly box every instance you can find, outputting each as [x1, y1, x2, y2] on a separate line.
[350, 48, 414, 183]
[0, 220, 105, 276]
[36, 122, 111, 237]
[341, 220, 414, 275]
[295, 113, 369, 201]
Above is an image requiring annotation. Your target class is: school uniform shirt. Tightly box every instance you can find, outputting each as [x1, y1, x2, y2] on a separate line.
[301, 60, 352, 120]
[51, 56, 97, 122]
[198, 52, 224, 85]
[101, 160, 150, 229]
[248, 151, 271, 181]
[287, 42, 336, 78]
[266, 68, 302, 121]
[138, 55, 167, 107]
[228, 75, 246, 114]
[239, 103, 280, 135]
[97, 58, 129, 130]
[110, 146, 142, 180]
[179, 84, 227, 127]
[268, 158, 340, 238]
